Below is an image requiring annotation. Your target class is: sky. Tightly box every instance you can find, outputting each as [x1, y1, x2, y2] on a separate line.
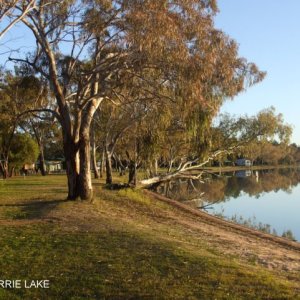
[215, 0, 300, 144]
[1, 1, 300, 144]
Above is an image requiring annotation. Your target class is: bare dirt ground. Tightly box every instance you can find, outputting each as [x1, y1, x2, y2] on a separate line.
[40, 188, 300, 276]
[144, 190, 300, 274]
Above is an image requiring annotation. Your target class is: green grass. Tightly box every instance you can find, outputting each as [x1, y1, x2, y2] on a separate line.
[117, 188, 151, 205]
[0, 175, 299, 299]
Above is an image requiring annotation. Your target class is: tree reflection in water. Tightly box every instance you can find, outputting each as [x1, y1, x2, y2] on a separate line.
[155, 168, 300, 208]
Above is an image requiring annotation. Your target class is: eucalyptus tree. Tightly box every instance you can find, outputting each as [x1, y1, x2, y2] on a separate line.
[139, 108, 292, 187]
[0, 87, 15, 178]
[285, 143, 300, 165]
[11, 71, 52, 175]
[9, 0, 264, 198]
[9, 133, 39, 175]
[0, 0, 36, 40]
[92, 79, 164, 185]
[213, 108, 292, 166]
[21, 110, 59, 176]
[93, 102, 134, 185]
[0, 71, 43, 178]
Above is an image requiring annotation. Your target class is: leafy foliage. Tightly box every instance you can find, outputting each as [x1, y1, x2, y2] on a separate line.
[9, 133, 39, 168]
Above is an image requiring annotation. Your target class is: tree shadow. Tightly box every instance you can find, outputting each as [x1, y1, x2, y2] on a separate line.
[0, 199, 69, 220]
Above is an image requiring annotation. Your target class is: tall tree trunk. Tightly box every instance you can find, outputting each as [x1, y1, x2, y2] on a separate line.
[91, 125, 99, 179]
[105, 148, 113, 185]
[39, 146, 46, 176]
[77, 100, 102, 199]
[113, 153, 126, 176]
[114, 157, 119, 172]
[154, 159, 158, 176]
[64, 139, 80, 200]
[168, 159, 174, 173]
[9, 166, 15, 178]
[2, 159, 9, 179]
[0, 162, 3, 178]
[128, 161, 137, 186]
[78, 133, 93, 200]
[128, 139, 138, 186]
[31, 123, 47, 176]
[92, 143, 99, 179]
[100, 148, 105, 178]
[148, 162, 154, 178]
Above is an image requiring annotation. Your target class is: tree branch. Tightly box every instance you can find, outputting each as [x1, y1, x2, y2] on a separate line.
[17, 108, 61, 123]
[0, 0, 36, 40]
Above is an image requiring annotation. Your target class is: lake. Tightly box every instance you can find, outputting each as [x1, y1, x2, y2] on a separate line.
[155, 168, 300, 241]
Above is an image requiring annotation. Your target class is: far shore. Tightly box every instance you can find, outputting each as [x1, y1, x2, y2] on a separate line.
[197, 164, 300, 173]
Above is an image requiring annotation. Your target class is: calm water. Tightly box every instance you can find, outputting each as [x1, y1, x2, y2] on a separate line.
[155, 168, 300, 241]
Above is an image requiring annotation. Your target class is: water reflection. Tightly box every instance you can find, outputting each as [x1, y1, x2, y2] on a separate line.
[156, 168, 300, 206]
[155, 168, 300, 240]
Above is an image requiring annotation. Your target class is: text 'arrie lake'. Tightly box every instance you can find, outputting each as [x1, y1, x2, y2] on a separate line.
[0, 280, 50, 289]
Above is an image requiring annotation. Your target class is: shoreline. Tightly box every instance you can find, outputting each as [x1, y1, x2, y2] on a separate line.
[144, 189, 300, 252]
[0, 175, 299, 297]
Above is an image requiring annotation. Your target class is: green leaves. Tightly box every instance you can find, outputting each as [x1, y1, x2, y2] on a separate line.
[9, 133, 39, 167]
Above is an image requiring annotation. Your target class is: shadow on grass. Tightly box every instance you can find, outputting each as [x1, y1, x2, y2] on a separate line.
[0, 228, 296, 300]
[0, 199, 69, 220]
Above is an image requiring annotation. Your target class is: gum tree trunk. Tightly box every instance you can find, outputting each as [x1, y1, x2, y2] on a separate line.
[105, 148, 113, 185]
[91, 124, 100, 179]
[77, 99, 102, 200]
[1, 158, 9, 179]
[154, 159, 158, 176]
[100, 148, 105, 178]
[128, 135, 138, 186]
[39, 146, 46, 176]
[20, 17, 104, 200]
[92, 144, 99, 179]
[31, 123, 47, 176]
[168, 159, 174, 172]
[64, 138, 80, 200]
[128, 161, 137, 186]
[79, 133, 93, 200]
[0, 163, 3, 178]
[9, 166, 15, 177]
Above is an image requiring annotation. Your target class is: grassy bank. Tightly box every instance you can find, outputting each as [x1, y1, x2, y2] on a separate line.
[0, 175, 299, 299]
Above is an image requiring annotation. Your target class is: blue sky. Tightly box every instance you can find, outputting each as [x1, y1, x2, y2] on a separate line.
[215, 0, 300, 144]
[1, 1, 299, 144]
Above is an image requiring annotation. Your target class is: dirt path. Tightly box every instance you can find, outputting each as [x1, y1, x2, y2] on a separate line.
[145, 190, 300, 273]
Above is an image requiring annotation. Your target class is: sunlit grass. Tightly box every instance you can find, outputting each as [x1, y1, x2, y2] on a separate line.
[0, 175, 298, 299]
[117, 188, 151, 205]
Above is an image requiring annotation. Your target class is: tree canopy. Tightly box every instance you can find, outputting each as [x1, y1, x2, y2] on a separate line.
[1, 0, 295, 198]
